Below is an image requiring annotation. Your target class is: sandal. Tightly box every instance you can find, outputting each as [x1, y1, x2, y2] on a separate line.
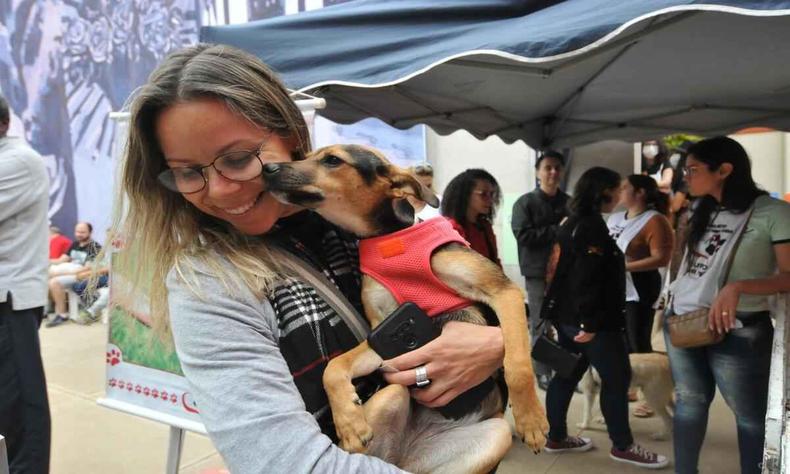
[633, 403, 654, 418]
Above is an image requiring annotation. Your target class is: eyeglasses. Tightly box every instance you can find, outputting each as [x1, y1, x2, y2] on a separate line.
[682, 165, 703, 177]
[157, 141, 269, 194]
[472, 190, 497, 200]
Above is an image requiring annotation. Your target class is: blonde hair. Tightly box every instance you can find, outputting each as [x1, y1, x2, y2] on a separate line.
[111, 44, 311, 340]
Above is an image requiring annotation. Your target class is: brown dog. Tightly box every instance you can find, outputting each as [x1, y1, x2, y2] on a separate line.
[262, 145, 548, 473]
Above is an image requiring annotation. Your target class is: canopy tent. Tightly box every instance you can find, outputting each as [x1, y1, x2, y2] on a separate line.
[201, 0, 790, 149]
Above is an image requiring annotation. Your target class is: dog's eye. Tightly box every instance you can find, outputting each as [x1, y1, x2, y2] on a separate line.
[322, 155, 344, 167]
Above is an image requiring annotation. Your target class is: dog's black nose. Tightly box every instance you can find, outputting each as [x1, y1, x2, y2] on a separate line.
[262, 163, 281, 175]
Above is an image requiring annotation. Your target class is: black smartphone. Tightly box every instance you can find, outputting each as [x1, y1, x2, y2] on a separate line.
[367, 302, 439, 360]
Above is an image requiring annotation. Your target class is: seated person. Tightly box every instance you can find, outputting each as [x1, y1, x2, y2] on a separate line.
[46, 223, 102, 327]
[49, 222, 101, 276]
[48, 225, 72, 259]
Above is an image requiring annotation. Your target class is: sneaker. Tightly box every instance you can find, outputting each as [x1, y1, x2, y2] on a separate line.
[610, 444, 669, 469]
[45, 314, 70, 328]
[545, 436, 593, 453]
[74, 309, 98, 325]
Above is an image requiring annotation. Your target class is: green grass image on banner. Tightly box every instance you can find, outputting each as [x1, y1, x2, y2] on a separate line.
[109, 306, 184, 376]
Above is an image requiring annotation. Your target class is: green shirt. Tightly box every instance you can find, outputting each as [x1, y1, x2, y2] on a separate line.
[727, 195, 790, 311]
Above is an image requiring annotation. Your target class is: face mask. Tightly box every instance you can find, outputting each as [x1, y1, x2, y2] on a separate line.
[643, 145, 659, 159]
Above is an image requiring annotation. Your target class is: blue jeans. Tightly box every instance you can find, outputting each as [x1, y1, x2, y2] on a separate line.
[665, 312, 772, 474]
[546, 324, 634, 450]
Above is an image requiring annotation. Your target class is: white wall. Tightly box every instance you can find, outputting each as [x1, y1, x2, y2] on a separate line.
[425, 129, 535, 197]
[731, 131, 787, 197]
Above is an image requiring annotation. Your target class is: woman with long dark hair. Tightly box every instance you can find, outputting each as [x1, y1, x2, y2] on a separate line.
[541, 167, 668, 469]
[667, 136, 790, 474]
[441, 168, 502, 266]
[608, 175, 673, 354]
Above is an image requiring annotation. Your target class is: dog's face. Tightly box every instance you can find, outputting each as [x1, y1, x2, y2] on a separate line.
[262, 144, 439, 237]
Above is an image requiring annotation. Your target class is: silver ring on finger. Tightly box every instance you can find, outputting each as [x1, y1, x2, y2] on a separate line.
[415, 365, 431, 388]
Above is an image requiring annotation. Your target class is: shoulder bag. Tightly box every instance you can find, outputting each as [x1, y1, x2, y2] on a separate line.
[667, 207, 754, 349]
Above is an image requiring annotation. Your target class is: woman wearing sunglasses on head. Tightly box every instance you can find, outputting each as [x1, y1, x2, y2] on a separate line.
[441, 169, 503, 267]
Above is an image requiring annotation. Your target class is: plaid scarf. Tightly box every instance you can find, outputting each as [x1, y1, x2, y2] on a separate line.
[268, 211, 380, 440]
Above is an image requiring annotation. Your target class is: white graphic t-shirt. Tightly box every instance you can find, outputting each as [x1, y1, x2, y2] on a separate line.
[670, 207, 752, 314]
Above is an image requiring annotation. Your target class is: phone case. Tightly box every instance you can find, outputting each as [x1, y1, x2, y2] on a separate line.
[368, 302, 439, 360]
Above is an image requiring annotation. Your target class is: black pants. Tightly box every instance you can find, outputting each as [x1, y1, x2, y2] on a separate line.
[0, 296, 51, 474]
[546, 325, 633, 450]
[624, 270, 661, 353]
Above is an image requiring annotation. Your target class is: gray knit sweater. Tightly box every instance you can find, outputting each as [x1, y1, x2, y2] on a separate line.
[166, 256, 404, 474]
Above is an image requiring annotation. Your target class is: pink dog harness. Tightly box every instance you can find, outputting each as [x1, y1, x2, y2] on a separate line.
[358, 217, 474, 317]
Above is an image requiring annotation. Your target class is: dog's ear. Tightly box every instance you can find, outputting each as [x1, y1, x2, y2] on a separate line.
[392, 198, 416, 224]
[388, 167, 440, 208]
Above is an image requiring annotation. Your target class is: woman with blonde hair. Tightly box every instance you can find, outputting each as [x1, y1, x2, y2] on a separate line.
[112, 44, 507, 473]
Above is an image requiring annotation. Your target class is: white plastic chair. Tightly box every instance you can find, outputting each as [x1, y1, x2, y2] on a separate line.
[67, 289, 80, 321]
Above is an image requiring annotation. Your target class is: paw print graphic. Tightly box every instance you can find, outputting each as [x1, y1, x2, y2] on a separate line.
[143, 387, 151, 397]
[118, 380, 126, 390]
[170, 393, 177, 404]
[126, 383, 133, 392]
[109, 378, 117, 387]
[152, 389, 159, 398]
[135, 384, 142, 394]
[161, 390, 169, 400]
[106, 348, 121, 366]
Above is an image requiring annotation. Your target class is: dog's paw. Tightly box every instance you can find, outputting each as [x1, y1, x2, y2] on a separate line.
[335, 404, 374, 454]
[594, 415, 606, 425]
[513, 407, 549, 453]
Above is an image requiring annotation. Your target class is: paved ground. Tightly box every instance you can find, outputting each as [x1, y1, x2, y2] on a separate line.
[40, 321, 741, 473]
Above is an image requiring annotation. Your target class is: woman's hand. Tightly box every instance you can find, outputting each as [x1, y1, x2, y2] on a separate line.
[573, 330, 595, 343]
[380, 321, 503, 408]
[709, 282, 741, 333]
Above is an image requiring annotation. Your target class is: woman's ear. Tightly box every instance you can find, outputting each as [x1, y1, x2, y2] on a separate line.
[718, 162, 734, 179]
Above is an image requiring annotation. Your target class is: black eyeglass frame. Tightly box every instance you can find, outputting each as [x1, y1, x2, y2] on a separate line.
[157, 140, 269, 194]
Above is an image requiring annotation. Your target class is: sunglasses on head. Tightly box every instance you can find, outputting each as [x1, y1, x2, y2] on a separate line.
[412, 163, 433, 175]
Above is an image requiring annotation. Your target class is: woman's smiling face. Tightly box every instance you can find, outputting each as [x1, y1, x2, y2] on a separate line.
[155, 97, 298, 235]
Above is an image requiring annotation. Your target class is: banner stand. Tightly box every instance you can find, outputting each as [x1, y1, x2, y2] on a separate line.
[97, 397, 206, 474]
